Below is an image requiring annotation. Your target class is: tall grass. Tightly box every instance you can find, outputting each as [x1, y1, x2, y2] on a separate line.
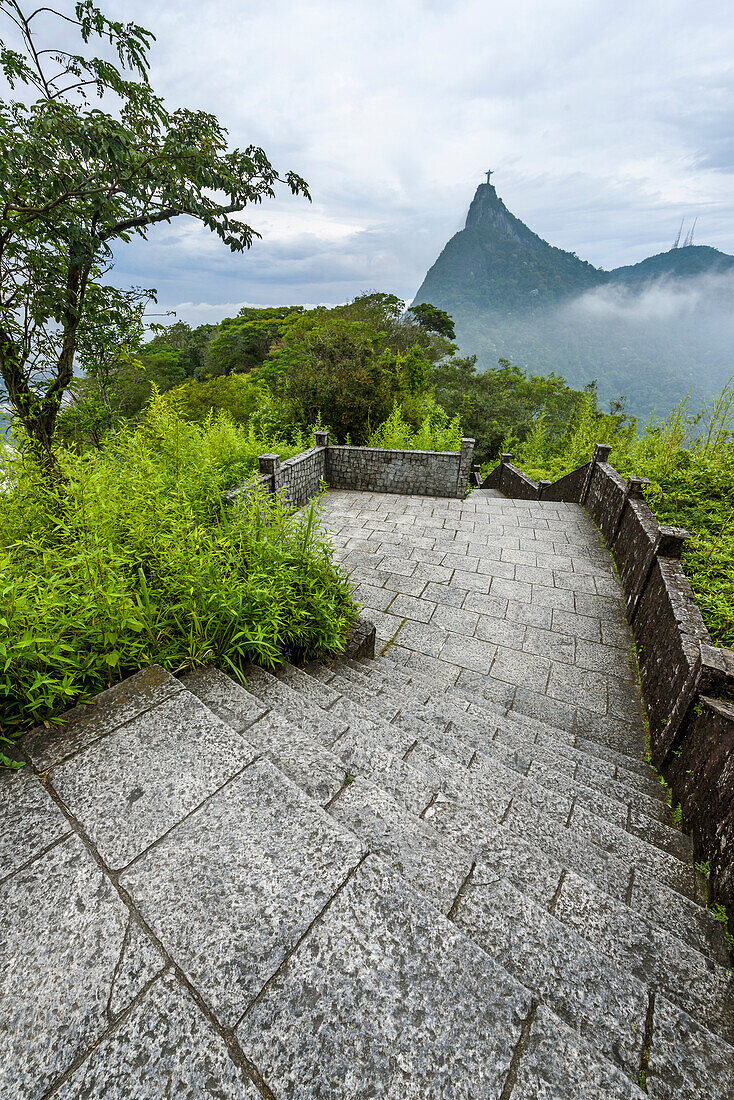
[0, 397, 356, 757]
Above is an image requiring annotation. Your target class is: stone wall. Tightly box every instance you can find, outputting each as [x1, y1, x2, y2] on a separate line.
[325, 437, 474, 498]
[483, 444, 734, 916]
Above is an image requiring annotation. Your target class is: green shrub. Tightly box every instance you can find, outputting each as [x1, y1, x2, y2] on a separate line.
[0, 397, 356, 754]
[367, 401, 463, 451]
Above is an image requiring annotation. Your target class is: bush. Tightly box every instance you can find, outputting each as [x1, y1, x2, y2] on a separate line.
[367, 401, 463, 451]
[0, 398, 356, 755]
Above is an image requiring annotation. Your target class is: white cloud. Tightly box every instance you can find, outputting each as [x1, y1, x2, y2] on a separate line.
[7, 0, 734, 311]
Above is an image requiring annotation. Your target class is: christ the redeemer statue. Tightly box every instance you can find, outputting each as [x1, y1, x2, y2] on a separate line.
[485, 169, 493, 184]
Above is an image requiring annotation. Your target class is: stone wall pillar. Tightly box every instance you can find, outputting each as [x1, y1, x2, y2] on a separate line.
[258, 453, 283, 494]
[314, 431, 329, 447]
[457, 437, 475, 497]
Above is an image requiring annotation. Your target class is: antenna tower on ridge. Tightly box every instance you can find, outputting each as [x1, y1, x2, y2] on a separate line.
[683, 217, 698, 247]
[672, 218, 684, 249]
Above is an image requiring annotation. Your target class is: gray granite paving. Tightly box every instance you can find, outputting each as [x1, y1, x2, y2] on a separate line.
[119, 758, 365, 1025]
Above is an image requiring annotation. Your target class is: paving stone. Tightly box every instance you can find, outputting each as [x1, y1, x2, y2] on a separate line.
[56, 972, 259, 1100]
[491, 647, 551, 692]
[107, 918, 165, 1017]
[394, 618, 449, 657]
[351, 581, 398, 611]
[389, 593, 436, 621]
[512, 1006, 646, 1100]
[646, 994, 734, 1100]
[22, 665, 183, 771]
[551, 608, 603, 641]
[462, 590, 512, 617]
[523, 625, 576, 664]
[489, 577, 534, 603]
[423, 580, 469, 607]
[120, 759, 365, 1025]
[454, 878, 647, 1078]
[238, 855, 532, 1099]
[0, 769, 71, 881]
[546, 662, 609, 715]
[474, 613, 527, 648]
[181, 665, 268, 731]
[505, 598, 554, 628]
[554, 871, 734, 1042]
[431, 603, 479, 635]
[441, 632, 497, 673]
[49, 690, 258, 870]
[0, 836, 156, 1099]
[330, 779, 472, 909]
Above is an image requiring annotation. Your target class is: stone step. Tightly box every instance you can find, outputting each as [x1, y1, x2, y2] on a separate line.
[221, 666, 723, 966]
[299, 663, 694, 877]
[305, 660, 695, 875]
[238, 853, 647, 1100]
[374, 653, 664, 795]
[326, 661, 686, 857]
[453, 877, 734, 1098]
[347, 656, 671, 812]
[176, 670, 734, 1073]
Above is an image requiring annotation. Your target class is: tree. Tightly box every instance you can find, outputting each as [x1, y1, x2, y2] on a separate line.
[0, 1, 309, 467]
[407, 302, 456, 340]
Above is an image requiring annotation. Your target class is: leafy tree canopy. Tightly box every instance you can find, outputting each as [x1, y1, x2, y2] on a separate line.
[0, 0, 308, 464]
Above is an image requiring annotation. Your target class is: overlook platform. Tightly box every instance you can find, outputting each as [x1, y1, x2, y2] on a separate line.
[1, 488, 732, 1099]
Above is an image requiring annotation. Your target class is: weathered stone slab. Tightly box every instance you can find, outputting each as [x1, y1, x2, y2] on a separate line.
[22, 665, 183, 771]
[181, 665, 268, 732]
[0, 769, 70, 881]
[55, 972, 260, 1099]
[646, 994, 734, 1100]
[330, 778, 472, 909]
[454, 878, 647, 1078]
[120, 759, 365, 1025]
[243, 665, 348, 745]
[512, 1006, 646, 1099]
[0, 836, 157, 1099]
[238, 855, 531, 1098]
[49, 690, 257, 870]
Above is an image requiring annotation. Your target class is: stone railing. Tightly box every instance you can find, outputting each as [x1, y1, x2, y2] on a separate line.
[483, 445, 734, 915]
[227, 432, 475, 506]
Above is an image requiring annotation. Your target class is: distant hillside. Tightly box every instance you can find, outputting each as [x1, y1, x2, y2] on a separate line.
[414, 182, 734, 417]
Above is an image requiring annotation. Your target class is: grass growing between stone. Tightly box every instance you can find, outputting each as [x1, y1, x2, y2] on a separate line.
[0, 398, 356, 756]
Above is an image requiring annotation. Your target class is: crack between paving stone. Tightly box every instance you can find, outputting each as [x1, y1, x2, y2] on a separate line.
[379, 617, 407, 656]
[36, 758, 283, 1100]
[447, 861, 476, 921]
[418, 789, 440, 820]
[564, 797, 576, 830]
[547, 869, 567, 915]
[638, 991, 655, 1093]
[402, 739, 419, 761]
[323, 775, 354, 810]
[105, 912, 133, 1022]
[235, 852, 370, 1030]
[625, 867, 636, 908]
[499, 999, 538, 1100]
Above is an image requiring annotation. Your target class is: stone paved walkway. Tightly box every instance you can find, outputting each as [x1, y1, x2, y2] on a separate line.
[1, 488, 732, 1099]
[322, 487, 645, 749]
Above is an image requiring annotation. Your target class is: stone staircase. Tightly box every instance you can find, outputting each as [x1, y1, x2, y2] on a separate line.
[3, 487, 733, 1099]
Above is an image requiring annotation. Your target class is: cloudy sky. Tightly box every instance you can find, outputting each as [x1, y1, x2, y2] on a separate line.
[78, 1, 734, 322]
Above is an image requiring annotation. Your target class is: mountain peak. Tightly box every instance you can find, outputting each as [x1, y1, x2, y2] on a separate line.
[464, 181, 541, 246]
